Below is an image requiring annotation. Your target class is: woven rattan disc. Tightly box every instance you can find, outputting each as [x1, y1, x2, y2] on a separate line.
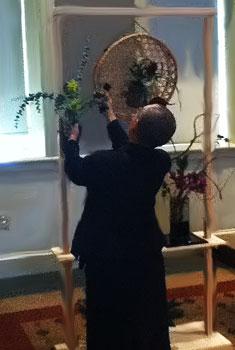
[94, 33, 177, 120]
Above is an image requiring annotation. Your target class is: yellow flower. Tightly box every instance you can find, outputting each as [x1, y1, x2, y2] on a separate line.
[66, 79, 79, 93]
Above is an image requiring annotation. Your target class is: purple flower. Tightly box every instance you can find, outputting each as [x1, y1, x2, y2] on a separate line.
[169, 171, 207, 195]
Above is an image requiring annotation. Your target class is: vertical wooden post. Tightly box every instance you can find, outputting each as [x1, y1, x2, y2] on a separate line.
[53, 13, 78, 350]
[204, 247, 217, 335]
[203, 15, 215, 239]
[58, 153, 70, 254]
[203, 15, 217, 336]
[40, 0, 58, 157]
[60, 261, 77, 350]
[134, 0, 148, 9]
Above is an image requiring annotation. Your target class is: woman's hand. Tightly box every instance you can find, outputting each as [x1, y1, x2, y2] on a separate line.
[68, 123, 80, 141]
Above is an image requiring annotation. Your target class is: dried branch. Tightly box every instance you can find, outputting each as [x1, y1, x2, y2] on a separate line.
[134, 20, 149, 33]
[171, 113, 204, 161]
[219, 169, 235, 193]
[170, 138, 177, 153]
[201, 156, 216, 171]
[175, 86, 182, 111]
[201, 170, 223, 200]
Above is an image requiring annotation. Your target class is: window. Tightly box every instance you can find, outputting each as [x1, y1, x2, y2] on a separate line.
[0, 0, 27, 135]
[141, 0, 219, 144]
[0, 0, 48, 162]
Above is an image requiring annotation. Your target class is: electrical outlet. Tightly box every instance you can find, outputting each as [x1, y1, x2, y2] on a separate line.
[0, 215, 11, 230]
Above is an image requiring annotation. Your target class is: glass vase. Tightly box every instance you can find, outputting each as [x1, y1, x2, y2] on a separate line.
[169, 196, 192, 246]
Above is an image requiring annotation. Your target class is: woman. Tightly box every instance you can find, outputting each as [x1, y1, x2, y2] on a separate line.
[64, 96, 176, 350]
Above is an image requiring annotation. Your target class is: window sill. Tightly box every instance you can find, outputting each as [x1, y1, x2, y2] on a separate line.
[161, 142, 235, 154]
[0, 142, 235, 173]
[0, 156, 59, 174]
[0, 133, 46, 163]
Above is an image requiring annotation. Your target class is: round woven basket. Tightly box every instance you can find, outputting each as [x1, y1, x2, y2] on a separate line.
[94, 33, 177, 120]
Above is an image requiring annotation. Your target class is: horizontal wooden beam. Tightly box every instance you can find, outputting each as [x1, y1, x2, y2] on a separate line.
[53, 6, 217, 18]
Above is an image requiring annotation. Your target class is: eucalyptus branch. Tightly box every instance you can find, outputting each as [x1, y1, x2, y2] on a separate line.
[76, 36, 91, 82]
[15, 92, 54, 128]
[15, 40, 91, 128]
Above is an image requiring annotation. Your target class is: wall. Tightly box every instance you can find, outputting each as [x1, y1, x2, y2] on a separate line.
[1, 147, 235, 279]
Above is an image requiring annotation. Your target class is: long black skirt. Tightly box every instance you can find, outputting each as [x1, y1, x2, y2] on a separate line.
[85, 253, 171, 350]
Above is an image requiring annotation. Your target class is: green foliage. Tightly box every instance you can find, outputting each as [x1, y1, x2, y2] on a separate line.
[15, 38, 91, 128]
[15, 92, 54, 128]
[123, 58, 161, 108]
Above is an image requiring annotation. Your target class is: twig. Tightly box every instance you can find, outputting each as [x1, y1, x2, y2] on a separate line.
[201, 156, 216, 171]
[175, 86, 182, 111]
[219, 169, 235, 193]
[170, 138, 177, 153]
[134, 20, 149, 33]
[201, 170, 223, 200]
[171, 114, 204, 161]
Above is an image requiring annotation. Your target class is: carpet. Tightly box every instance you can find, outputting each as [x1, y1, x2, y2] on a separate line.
[0, 280, 235, 350]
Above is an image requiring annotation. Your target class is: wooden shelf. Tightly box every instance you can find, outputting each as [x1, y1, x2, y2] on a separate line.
[163, 232, 227, 254]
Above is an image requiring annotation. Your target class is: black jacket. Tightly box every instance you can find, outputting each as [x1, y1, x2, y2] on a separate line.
[64, 120, 171, 262]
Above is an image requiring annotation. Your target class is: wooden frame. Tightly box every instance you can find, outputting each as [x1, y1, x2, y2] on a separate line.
[50, 3, 229, 349]
[54, 6, 216, 17]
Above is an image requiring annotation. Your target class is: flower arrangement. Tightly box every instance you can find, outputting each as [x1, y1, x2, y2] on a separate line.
[162, 114, 230, 245]
[162, 118, 229, 202]
[169, 170, 207, 198]
[92, 57, 162, 115]
[15, 39, 91, 130]
[123, 58, 161, 108]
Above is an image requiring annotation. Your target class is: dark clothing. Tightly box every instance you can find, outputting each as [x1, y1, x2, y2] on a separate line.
[85, 255, 170, 350]
[65, 120, 171, 262]
[64, 120, 171, 350]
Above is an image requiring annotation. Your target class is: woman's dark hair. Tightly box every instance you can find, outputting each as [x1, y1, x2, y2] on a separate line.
[136, 103, 176, 148]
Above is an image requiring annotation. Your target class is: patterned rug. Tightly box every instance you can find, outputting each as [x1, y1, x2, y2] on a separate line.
[1, 281, 235, 349]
